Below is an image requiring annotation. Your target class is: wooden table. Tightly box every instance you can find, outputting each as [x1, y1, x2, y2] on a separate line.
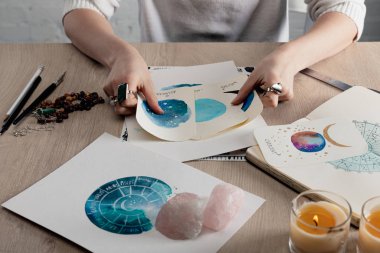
[0, 43, 379, 252]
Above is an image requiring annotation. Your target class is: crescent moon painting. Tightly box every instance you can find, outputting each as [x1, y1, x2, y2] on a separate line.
[323, 124, 351, 147]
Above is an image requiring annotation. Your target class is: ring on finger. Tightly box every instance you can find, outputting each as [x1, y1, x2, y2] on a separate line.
[260, 82, 283, 97]
[109, 96, 118, 106]
[118, 83, 138, 103]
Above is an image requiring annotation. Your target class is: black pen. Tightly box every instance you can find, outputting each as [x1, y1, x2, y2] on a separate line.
[13, 72, 66, 126]
[0, 69, 43, 135]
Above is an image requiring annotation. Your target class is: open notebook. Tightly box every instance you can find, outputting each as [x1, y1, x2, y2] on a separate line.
[246, 86, 380, 226]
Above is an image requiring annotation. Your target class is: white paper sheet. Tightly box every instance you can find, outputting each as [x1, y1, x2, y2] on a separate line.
[122, 62, 266, 161]
[2, 133, 265, 253]
[136, 75, 262, 141]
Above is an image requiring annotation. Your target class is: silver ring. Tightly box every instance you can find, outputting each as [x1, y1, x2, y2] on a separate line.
[261, 82, 283, 96]
[109, 96, 118, 106]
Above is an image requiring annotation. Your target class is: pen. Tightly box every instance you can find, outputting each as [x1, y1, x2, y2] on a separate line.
[0, 74, 42, 135]
[12, 71, 66, 126]
[3, 65, 44, 122]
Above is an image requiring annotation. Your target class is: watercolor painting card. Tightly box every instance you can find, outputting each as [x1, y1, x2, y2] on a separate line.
[254, 118, 368, 167]
[137, 75, 263, 142]
[2, 133, 265, 253]
[123, 61, 266, 161]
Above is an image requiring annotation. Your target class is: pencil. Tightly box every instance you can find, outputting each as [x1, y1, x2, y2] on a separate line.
[3, 65, 44, 122]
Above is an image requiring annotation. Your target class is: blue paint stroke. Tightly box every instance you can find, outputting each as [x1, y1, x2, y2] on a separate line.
[142, 99, 191, 128]
[85, 176, 172, 235]
[241, 92, 254, 112]
[195, 98, 226, 123]
[161, 83, 202, 91]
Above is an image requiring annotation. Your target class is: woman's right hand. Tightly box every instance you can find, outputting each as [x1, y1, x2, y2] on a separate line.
[103, 44, 163, 115]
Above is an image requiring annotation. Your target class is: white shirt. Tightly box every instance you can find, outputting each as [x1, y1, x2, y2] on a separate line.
[64, 0, 366, 42]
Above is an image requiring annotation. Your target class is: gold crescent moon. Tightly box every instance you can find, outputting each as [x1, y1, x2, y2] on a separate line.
[323, 124, 351, 147]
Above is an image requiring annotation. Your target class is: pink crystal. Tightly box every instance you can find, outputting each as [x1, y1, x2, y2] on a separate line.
[155, 192, 204, 240]
[202, 183, 245, 231]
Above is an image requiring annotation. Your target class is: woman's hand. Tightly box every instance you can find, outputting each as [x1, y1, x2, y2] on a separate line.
[232, 47, 296, 108]
[103, 45, 163, 115]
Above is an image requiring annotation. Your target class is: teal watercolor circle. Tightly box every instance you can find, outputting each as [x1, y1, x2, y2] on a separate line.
[85, 176, 172, 234]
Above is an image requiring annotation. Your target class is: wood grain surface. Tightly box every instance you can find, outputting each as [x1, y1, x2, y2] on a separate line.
[1, 42, 379, 253]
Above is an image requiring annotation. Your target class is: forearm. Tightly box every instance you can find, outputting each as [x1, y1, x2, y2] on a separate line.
[274, 12, 358, 73]
[63, 8, 133, 69]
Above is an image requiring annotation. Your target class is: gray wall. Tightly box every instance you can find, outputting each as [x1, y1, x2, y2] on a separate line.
[0, 0, 379, 42]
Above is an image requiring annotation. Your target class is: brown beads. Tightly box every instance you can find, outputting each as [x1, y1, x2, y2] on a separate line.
[34, 91, 105, 124]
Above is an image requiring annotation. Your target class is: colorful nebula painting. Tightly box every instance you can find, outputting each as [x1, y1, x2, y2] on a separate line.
[291, 131, 326, 152]
[160, 83, 202, 91]
[85, 176, 172, 235]
[142, 99, 191, 128]
[195, 98, 227, 123]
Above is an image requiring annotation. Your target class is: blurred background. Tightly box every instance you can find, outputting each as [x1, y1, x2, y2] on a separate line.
[0, 0, 379, 42]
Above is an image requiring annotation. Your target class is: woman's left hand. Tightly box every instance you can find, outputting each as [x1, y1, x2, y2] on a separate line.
[231, 48, 297, 108]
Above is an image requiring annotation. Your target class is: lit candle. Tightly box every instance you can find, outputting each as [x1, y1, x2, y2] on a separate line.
[289, 191, 351, 253]
[358, 196, 380, 253]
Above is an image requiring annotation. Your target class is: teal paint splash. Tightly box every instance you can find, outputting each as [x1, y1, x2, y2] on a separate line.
[85, 176, 172, 235]
[195, 98, 226, 123]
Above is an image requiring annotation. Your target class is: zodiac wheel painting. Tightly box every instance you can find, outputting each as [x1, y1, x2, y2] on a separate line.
[85, 176, 172, 234]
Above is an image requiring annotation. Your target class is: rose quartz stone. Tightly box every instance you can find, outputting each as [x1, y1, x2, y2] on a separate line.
[155, 192, 204, 240]
[203, 183, 245, 231]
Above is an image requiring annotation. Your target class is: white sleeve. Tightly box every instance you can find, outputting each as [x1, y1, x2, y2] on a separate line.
[304, 0, 366, 40]
[63, 0, 120, 20]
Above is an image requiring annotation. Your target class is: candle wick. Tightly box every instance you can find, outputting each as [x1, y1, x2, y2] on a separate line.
[313, 220, 318, 226]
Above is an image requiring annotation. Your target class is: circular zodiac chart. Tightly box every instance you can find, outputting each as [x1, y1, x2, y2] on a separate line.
[329, 121, 380, 173]
[85, 176, 172, 234]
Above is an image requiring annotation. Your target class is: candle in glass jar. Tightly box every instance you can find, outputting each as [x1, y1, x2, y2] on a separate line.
[358, 208, 380, 253]
[290, 201, 350, 253]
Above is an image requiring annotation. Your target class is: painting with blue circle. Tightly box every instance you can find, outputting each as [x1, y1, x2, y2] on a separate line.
[291, 131, 326, 152]
[85, 176, 172, 235]
[142, 99, 191, 128]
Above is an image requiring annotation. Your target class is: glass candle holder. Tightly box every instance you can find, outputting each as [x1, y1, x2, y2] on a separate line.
[357, 196, 380, 253]
[289, 190, 352, 253]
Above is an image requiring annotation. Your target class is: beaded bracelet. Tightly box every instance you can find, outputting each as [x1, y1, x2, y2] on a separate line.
[33, 91, 105, 124]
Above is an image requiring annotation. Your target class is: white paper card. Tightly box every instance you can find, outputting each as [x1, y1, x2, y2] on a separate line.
[2, 133, 265, 253]
[136, 74, 262, 141]
[123, 61, 266, 162]
[254, 118, 368, 167]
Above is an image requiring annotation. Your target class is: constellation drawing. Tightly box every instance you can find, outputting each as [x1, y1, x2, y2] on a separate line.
[329, 121, 380, 173]
[85, 176, 172, 234]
